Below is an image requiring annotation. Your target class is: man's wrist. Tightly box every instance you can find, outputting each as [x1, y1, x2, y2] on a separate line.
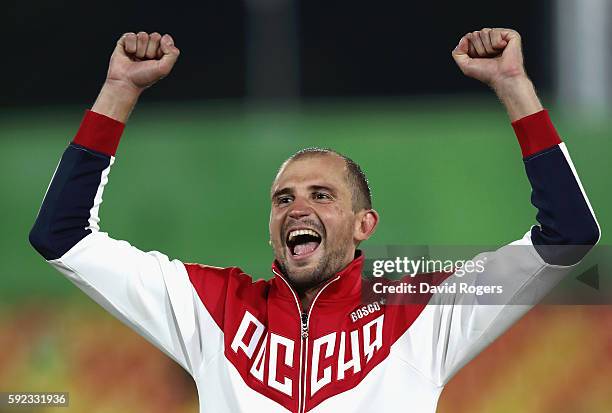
[91, 80, 142, 123]
[492, 74, 532, 97]
[491, 75, 543, 122]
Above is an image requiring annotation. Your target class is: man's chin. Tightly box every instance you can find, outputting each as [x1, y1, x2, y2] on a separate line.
[281, 256, 322, 284]
[284, 258, 318, 276]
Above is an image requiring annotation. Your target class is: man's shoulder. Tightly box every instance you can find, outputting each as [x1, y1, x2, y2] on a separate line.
[182, 262, 272, 328]
[183, 262, 271, 289]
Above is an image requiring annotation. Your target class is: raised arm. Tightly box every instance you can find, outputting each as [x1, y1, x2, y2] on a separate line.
[397, 28, 600, 386]
[28, 33, 213, 373]
[452, 27, 600, 261]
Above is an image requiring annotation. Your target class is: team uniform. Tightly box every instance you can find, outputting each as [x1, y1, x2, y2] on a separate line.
[30, 109, 599, 413]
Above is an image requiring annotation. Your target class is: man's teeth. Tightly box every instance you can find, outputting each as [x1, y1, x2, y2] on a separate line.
[288, 229, 320, 241]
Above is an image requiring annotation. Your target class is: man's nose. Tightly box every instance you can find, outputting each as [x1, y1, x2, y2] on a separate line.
[288, 197, 313, 219]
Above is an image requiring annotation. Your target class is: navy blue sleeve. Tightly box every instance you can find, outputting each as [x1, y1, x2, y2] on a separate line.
[29, 144, 112, 260]
[29, 110, 124, 261]
[512, 110, 600, 265]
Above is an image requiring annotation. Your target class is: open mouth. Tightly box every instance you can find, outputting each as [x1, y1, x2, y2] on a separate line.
[286, 228, 322, 258]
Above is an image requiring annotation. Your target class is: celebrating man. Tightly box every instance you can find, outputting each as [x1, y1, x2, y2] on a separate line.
[29, 29, 599, 412]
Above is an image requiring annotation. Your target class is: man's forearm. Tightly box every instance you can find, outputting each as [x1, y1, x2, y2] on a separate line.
[92, 80, 141, 123]
[492, 75, 543, 122]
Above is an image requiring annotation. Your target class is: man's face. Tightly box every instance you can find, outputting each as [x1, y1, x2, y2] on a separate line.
[269, 154, 358, 290]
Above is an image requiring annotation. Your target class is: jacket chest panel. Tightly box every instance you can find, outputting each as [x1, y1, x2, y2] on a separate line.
[223, 296, 389, 412]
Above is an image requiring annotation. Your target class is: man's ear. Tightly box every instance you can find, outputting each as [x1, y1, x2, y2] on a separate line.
[354, 209, 379, 243]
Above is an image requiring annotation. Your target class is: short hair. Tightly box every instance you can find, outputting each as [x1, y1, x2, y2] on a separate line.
[280, 147, 372, 211]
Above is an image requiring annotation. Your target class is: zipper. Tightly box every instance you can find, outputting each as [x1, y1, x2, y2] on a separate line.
[299, 311, 309, 413]
[273, 269, 306, 413]
[273, 269, 340, 413]
[301, 312, 309, 339]
[299, 277, 339, 412]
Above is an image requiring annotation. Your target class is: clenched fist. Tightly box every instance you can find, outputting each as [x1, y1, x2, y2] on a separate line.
[92, 32, 181, 122]
[452, 28, 526, 87]
[106, 32, 180, 92]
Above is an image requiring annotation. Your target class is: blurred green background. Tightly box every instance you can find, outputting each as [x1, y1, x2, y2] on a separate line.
[1, 98, 611, 412]
[4, 98, 610, 296]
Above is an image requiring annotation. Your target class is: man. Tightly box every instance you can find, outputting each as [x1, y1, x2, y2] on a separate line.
[30, 29, 599, 412]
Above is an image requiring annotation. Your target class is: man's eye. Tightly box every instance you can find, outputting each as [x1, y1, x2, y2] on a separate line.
[314, 192, 331, 200]
[277, 196, 292, 204]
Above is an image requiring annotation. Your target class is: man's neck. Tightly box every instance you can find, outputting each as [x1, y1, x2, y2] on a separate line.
[287, 250, 360, 311]
[299, 285, 323, 312]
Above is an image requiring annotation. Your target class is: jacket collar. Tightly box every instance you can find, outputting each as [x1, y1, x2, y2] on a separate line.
[271, 251, 365, 303]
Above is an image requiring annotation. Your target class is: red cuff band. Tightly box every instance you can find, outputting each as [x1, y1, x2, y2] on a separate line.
[72, 110, 125, 157]
[511, 109, 562, 158]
